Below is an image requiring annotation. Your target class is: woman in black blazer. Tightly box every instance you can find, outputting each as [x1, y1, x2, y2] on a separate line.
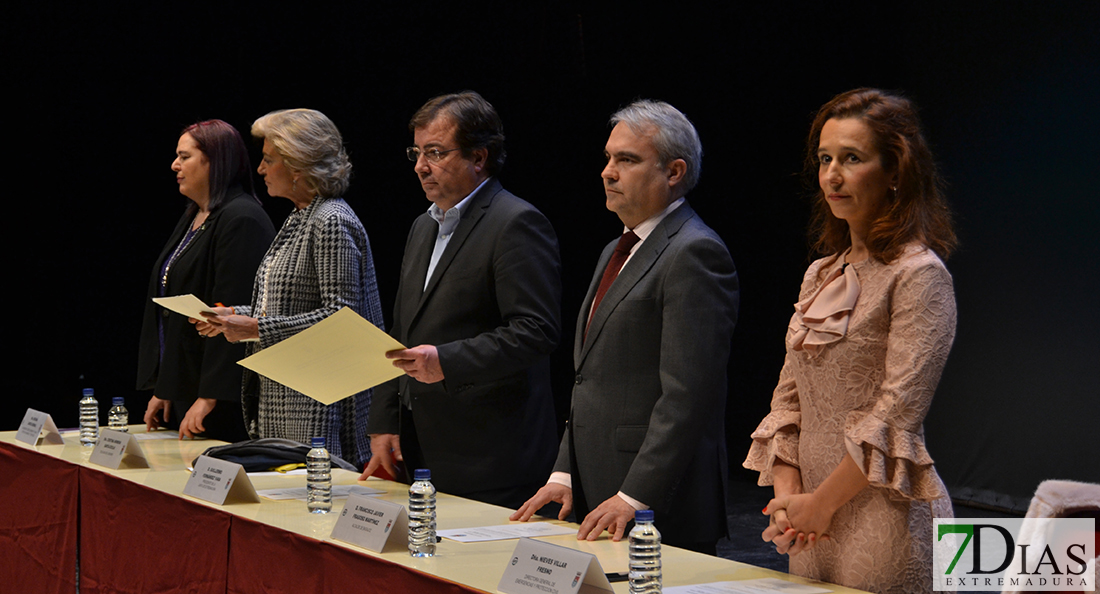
[137, 120, 275, 441]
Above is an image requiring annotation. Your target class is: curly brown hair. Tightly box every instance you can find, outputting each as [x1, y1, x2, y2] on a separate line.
[805, 88, 957, 263]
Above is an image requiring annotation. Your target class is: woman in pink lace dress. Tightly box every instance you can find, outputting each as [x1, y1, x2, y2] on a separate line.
[744, 88, 958, 594]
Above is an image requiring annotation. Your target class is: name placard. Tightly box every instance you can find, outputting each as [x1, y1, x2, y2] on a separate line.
[330, 492, 408, 553]
[88, 429, 149, 469]
[498, 538, 613, 594]
[183, 455, 260, 505]
[15, 409, 63, 446]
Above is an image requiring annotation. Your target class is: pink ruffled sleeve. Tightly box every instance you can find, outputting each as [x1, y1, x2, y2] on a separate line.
[744, 357, 802, 486]
[843, 255, 956, 501]
[744, 261, 831, 486]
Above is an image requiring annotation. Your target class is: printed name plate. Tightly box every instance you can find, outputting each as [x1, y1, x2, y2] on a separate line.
[499, 538, 613, 594]
[88, 429, 149, 469]
[330, 492, 408, 552]
[15, 408, 63, 445]
[183, 455, 261, 505]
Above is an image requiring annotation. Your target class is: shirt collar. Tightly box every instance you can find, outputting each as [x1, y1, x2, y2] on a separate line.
[626, 197, 685, 242]
[427, 177, 490, 224]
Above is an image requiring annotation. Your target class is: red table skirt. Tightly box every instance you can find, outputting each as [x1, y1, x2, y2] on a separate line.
[79, 466, 231, 594]
[2, 442, 484, 594]
[0, 443, 79, 594]
[227, 516, 481, 594]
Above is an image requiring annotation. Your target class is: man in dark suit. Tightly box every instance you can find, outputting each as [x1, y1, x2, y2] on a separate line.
[361, 92, 561, 509]
[511, 100, 739, 553]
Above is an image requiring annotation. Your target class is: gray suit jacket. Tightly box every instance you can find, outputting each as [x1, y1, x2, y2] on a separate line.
[368, 178, 561, 498]
[554, 201, 739, 547]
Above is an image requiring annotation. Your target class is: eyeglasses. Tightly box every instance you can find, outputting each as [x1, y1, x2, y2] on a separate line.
[406, 146, 461, 163]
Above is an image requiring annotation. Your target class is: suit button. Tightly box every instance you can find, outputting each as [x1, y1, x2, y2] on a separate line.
[574, 374, 583, 385]
[161, 310, 170, 318]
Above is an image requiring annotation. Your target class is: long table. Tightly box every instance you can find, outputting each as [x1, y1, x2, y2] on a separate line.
[1, 428, 867, 594]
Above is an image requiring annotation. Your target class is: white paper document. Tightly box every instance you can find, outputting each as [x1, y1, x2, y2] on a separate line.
[134, 430, 180, 440]
[257, 484, 385, 501]
[439, 523, 576, 543]
[236, 307, 406, 405]
[153, 294, 219, 321]
[152, 294, 258, 342]
[665, 578, 832, 594]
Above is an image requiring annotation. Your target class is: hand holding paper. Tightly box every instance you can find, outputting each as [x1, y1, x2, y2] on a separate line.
[386, 345, 444, 383]
[152, 294, 220, 319]
[237, 307, 406, 405]
[197, 310, 259, 343]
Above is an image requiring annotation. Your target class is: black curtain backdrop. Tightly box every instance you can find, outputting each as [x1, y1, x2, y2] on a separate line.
[6, 2, 1097, 512]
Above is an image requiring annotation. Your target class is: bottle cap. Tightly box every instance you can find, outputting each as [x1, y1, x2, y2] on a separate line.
[83, 388, 94, 396]
[311, 437, 326, 448]
[634, 509, 655, 523]
[112, 397, 124, 406]
[413, 468, 431, 481]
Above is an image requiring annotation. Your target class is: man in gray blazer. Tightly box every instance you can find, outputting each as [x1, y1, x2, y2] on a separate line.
[512, 100, 738, 553]
[361, 92, 561, 509]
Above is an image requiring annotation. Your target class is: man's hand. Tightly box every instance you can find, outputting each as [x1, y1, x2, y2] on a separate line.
[387, 345, 444, 384]
[359, 434, 402, 480]
[577, 495, 637, 542]
[510, 482, 573, 522]
[144, 396, 171, 432]
[179, 398, 216, 439]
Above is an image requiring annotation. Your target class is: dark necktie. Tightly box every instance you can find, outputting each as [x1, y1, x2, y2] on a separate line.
[586, 230, 641, 336]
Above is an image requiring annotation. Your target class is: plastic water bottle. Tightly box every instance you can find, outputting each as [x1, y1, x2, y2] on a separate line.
[79, 388, 99, 446]
[408, 468, 437, 557]
[108, 397, 129, 433]
[306, 437, 331, 514]
[628, 509, 662, 594]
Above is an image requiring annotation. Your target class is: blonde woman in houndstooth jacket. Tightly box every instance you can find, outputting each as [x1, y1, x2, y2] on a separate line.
[196, 109, 384, 468]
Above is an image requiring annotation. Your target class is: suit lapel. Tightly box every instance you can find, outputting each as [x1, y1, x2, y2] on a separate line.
[574, 241, 615, 364]
[576, 202, 696, 366]
[409, 178, 499, 324]
[178, 204, 222, 259]
[160, 197, 231, 283]
[397, 217, 436, 338]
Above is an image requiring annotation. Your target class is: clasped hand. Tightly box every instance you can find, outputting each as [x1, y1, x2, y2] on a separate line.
[762, 493, 832, 556]
[190, 307, 259, 343]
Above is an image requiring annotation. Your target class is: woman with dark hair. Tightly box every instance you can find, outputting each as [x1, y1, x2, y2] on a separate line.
[195, 109, 383, 468]
[745, 89, 958, 594]
[138, 120, 276, 441]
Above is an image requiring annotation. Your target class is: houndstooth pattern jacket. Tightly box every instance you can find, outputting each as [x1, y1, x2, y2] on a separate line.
[235, 196, 384, 467]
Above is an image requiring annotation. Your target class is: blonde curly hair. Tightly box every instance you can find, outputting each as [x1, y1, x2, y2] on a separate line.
[252, 108, 352, 198]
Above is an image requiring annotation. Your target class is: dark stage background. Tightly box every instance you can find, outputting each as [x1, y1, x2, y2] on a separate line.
[6, 3, 1098, 511]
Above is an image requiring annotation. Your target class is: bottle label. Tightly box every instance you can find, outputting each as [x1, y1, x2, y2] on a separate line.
[330, 492, 408, 553]
[183, 455, 260, 505]
[498, 538, 613, 594]
[15, 408, 63, 446]
[88, 429, 149, 470]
